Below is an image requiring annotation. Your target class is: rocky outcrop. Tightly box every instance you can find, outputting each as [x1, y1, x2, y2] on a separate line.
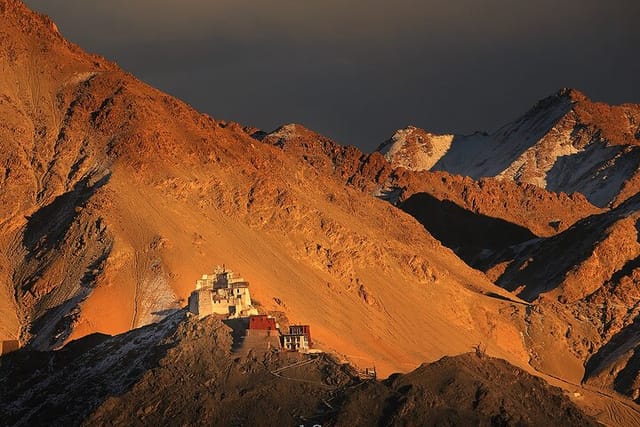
[377, 126, 454, 171]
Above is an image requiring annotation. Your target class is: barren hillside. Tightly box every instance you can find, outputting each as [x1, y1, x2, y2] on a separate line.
[479, 194, 640, 403]
[257, 114, 640, 420]
[0, 0, 529, 377]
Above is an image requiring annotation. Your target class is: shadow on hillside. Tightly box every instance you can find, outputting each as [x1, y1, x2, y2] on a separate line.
[546, 142, 640, 208]
[399, 192, 537, 265]
[483, 292, 530, 306]
[24, 236, 113, 350]
[431, 94, 573, 178]
[20, 172, 111, 298]
[583, 317, 640, 402]
[613, 346, 640, 402]
[24, 173, 110, 253]
[223, 317, 250, 352]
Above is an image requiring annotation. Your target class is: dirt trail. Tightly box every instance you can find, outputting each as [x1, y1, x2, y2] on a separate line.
[535, 368, 640, 427]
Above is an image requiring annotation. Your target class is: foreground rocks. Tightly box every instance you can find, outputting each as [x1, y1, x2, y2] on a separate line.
[0, 313, 596, 426]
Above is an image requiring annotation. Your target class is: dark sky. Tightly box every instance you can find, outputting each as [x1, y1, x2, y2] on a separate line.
[23, 0, 640, 151]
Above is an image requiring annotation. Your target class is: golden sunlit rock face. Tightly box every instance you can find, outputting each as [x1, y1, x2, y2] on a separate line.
[1, 1, 640, 425]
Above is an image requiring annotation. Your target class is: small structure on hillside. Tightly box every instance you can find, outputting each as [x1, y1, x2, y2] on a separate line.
[188, 266, 259, 319]
[247, 314, 280, 337]
[0, 340, 19, 356]
[240, 314, 282, 352]
[359, 367, 377, 380]
[282, 324, 312, 352]
[282, 334, 309, 352]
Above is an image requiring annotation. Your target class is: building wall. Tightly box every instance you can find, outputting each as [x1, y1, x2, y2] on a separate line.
[282, 335, 309, 352]
[210, 300, 231, 315]
[289, 325, 312, 346]
[239, 335, 281, 353]
[240, 288, 252, 307]
[189, 289, 215, 319]
[241, 307, 259, 317]
[0, 340, 19, 356]
[246, 329, 278, 337]
[189, 270, 258, 319]
[249, 315, 277, 330]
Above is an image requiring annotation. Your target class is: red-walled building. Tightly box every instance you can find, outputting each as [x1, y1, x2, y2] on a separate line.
[0, 340, 19, 356]
[247, 315, 278, 336]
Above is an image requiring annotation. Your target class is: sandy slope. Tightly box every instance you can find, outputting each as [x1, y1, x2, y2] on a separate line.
[70, 158, 532, 377]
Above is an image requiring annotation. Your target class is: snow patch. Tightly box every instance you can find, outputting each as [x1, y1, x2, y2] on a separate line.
[64, 71, 98, 87]
[498, 119, 580, 187]
[432, 94, 573, 178]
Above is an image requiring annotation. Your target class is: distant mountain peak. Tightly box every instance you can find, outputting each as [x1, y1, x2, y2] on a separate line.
[377, 126, 454, 171]
[273, 123, 302, 133]
[265, 123, 330, 148]
[1, 0, 61, 37]
[556, 87, 589, 102]
[375, 89, 640, 207]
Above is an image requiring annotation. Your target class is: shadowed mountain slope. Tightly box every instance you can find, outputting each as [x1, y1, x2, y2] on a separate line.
[0, 313, 598, 427]
[479, 193, 640, 403]
[399, 192, 537, 264]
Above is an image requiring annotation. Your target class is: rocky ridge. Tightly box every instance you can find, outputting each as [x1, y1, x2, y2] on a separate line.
[258, 117, 640, 405]
[259, 123, 601, 245]
[480, 193, 640, 402]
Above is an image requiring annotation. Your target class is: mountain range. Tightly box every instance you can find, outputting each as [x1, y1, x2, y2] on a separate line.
[1, 0, 640, 425]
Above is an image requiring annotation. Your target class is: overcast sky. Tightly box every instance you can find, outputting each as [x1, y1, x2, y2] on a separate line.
[24, 1, 640, 151]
